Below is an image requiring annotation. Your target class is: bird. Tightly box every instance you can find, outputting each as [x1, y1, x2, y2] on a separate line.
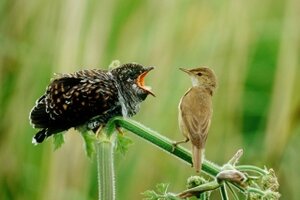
[29, 63, 154, 144]
[175, 67, 217, 173]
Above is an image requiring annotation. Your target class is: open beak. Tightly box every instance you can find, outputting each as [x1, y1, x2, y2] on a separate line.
[136, 67, 155, 97]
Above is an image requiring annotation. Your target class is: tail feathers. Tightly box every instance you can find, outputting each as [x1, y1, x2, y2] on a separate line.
[32, 128, 65, 145]
[30, 96, 51, 128]
[32, 129, 47, 145]
[192, 146, 204, 173]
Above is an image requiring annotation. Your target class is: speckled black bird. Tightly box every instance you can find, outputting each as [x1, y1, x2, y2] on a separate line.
[29, 63, 154, 144]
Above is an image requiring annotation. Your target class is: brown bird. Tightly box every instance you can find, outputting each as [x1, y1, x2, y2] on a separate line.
[175, 67, 217, 173]
[29, 63, 154, 144]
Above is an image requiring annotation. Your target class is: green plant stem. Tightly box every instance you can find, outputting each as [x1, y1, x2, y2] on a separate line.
[97, 137, 115, 200]
[225, 182, 239, 200]
[106, 117, 221, 177]
[247, 187, 265, 196]
[220, 184, 229, 200]
[236, 165, 267, 175]
[177, 180, 220, 198]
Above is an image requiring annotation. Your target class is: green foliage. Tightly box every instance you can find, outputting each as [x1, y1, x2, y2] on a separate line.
[142, 183, 180, 200]
[79, 128, 134, 158]
[115, 133, 133, 156]
[53, 133, 65, 150]
[80, 131, 97, 158]
[186, 176, 207, 189]
[186, 176, 211, 200]
[246, 168, 280, 200]
[142, 143, 280, 199]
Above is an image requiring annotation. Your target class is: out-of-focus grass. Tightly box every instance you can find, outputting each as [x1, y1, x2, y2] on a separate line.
[0, 0, 299, 199]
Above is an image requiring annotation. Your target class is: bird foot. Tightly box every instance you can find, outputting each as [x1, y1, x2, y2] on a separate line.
[171, 138, 189, 152]
[171, 138, 190, 152]
[95, 125, 103, 138]
[116, 126, 124, 136]
[171, 142, 178, 152]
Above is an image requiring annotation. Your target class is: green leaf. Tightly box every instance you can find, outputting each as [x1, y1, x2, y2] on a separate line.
[142, 190, 158, 199]
[115, 133, 133, 156]
[53, 133, 64, 150]
[156, 183, 169, 194]
[80, 131, 97, 158]
[142, 183, 180, 200]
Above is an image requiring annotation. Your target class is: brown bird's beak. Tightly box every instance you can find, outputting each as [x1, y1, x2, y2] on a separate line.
[137, 67, 155, 97]
[179, 68, 192, 75]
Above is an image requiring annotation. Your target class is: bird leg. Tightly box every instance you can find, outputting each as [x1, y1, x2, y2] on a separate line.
[116, 126, 125, 136]
[95, 125, 104, 138]
[172, 137, 190, 152]
[94, 124, 124, 138]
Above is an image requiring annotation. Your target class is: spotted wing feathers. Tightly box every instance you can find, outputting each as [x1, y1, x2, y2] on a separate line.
[30, 69, 118, 136]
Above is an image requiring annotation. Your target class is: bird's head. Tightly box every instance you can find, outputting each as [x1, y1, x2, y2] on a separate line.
[180, 67, 217, 89]
[111, 63, 155, 100]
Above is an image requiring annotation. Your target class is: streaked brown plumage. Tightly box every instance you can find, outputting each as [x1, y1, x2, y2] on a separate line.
[176, 67, 217, 173]
[29, 63, 154, 144]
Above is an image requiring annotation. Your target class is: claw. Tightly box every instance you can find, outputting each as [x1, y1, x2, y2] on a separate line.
[171, 137, 190, 152]
[95, 125, 103, 138]
[171, 142, 178, 152]
[116, 126, 124, 136]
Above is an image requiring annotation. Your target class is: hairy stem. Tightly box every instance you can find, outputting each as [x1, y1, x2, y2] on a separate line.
[97, 136, 115, 200]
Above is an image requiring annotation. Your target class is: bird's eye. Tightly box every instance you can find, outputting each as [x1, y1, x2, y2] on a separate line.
[197, 72, 203, 76]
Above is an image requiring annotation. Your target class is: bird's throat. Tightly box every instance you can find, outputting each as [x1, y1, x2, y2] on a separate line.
[191, 76, 200, 87]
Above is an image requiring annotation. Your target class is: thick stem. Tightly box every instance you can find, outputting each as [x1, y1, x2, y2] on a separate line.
[106, 117, 221, 177]
[97, 138, 115, 200]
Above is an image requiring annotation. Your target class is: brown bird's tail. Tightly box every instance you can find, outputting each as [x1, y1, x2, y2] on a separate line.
[192, 145, 204, 173]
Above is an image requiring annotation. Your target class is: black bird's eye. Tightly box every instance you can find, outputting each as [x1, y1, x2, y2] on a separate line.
[197, 72, 203, 76]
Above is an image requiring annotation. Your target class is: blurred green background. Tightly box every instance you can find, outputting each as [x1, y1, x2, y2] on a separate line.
[0, 0, 299, 199]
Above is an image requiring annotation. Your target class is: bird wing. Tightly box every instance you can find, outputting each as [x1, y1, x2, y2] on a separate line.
[47, 76, 118, 123]
[180, 87, 212, 148]
[30, 76, 83, 128]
